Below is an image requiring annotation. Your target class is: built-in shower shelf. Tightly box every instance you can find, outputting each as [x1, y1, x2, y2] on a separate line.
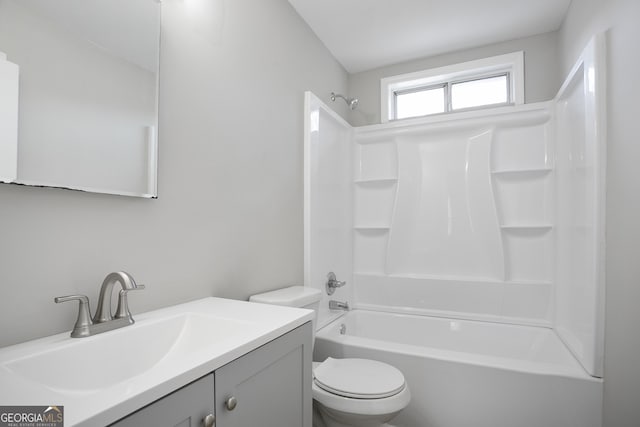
[500, 224, 553, 230]
[491, 167, 553, 176]
[354, 225, 390, 231]
[353, 273, 553, 288]
[504, 279, 553, 286]
[354, 177, 398, 184]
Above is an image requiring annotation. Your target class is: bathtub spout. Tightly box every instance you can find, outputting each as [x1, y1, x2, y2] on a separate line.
[329, 300, 350, 311]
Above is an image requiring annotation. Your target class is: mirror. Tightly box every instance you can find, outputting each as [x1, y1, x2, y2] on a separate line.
[0, 0, 160, 198]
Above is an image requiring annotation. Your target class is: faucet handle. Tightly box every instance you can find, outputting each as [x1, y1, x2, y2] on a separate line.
[326, 272, 346, 295]
[54, 295, 93, 338]
[114, 284, 145, 322]
[54, 294, 89, 304]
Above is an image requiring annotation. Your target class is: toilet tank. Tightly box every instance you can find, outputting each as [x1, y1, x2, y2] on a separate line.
[249, 286, 321, 333]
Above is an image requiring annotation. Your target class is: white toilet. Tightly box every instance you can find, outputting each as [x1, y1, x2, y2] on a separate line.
[249, 286, 410, 427]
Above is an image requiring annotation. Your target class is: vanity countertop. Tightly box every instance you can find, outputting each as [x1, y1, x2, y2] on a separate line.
[0, 297, 313, 426]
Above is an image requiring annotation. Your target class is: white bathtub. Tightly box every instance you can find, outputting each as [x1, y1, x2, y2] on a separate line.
[313, 310, 602, 427]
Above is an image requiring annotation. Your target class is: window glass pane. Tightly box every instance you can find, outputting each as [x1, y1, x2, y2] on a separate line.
[451, 75, 508, 110]
[395, 87, 445, 119]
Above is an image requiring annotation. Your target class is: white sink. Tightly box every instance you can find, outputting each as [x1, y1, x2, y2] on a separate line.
[5, 312, 253, 392]
[0, 297, 313, 426]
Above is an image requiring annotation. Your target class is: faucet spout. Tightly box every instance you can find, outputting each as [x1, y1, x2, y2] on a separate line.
[93, 271, 139, 323]
[329, 300, 350, 311]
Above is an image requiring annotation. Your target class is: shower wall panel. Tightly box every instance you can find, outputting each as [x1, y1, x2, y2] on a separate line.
[386, 129, 503, 280]
[304, 92, 354, 329]
[353, 106, 556, 325]
[553, 35, 606, 377]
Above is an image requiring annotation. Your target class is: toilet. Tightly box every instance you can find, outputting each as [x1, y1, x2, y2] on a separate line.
[249, 286, 410, 427]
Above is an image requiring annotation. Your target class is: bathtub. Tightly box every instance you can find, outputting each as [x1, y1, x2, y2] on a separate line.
[313, 310, 602, 427]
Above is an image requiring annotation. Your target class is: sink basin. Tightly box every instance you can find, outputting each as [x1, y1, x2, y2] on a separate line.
[5, 312, 254, 393]
[0, 297, 313, 426]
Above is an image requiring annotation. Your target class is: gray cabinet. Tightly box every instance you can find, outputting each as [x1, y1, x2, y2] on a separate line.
[215, 322, 312, 427]
[111, 322, 312, 427]
[112, 374, 215, 427]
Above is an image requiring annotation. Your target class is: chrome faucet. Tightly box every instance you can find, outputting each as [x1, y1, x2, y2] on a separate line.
[329, 300, 350, 311]
[55, 271, 145, 338]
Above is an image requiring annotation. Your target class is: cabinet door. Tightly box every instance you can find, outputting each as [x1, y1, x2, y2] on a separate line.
[111, 374, 215, 427]
[215, 322, 312, 427]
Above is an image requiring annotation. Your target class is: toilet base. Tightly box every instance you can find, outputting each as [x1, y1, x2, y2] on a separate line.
[314, 401, 400, 427]
[313, 403, 327, 427]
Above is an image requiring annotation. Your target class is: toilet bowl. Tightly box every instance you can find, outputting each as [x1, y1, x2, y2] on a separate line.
[249, 286, 411, 427]
[312, 358, 411, 427]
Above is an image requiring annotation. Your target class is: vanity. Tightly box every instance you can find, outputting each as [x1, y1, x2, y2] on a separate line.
[0, 298, 313, 426]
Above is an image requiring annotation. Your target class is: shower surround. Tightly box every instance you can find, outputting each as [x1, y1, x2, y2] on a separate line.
[305, 36, 605, 426]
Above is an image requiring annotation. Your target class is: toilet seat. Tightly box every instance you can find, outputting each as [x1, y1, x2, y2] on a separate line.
[312, 358, 411, 417]
[314, 357, 406, 399]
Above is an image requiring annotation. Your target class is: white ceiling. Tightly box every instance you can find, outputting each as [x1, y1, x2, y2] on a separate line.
[288, 0, 572, 74]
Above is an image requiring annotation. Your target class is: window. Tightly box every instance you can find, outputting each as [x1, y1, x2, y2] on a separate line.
[381, 52, 524, 122]
[395, 85, 446, 119]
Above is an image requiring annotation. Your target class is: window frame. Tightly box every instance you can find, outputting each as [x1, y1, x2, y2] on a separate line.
[381, 52, 524, 122]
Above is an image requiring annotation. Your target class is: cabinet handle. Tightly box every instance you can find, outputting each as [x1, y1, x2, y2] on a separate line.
[225, 396, 238, 411]
[203, 413, 215, 427]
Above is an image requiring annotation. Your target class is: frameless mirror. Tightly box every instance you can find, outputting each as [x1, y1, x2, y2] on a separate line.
[0, 0, 160, 198]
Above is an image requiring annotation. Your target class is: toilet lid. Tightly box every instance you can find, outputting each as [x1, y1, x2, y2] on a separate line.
[313, 358, 406, 399]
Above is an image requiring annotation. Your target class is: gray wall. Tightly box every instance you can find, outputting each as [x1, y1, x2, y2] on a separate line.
[3, 5, 639, 427]
[347, 31, 560, 126]
[559, 1, 640, 426]
[0, 0, 348, 348]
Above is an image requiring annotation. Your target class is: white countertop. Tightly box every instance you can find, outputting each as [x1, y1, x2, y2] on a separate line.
[0, 297, 313, 426]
